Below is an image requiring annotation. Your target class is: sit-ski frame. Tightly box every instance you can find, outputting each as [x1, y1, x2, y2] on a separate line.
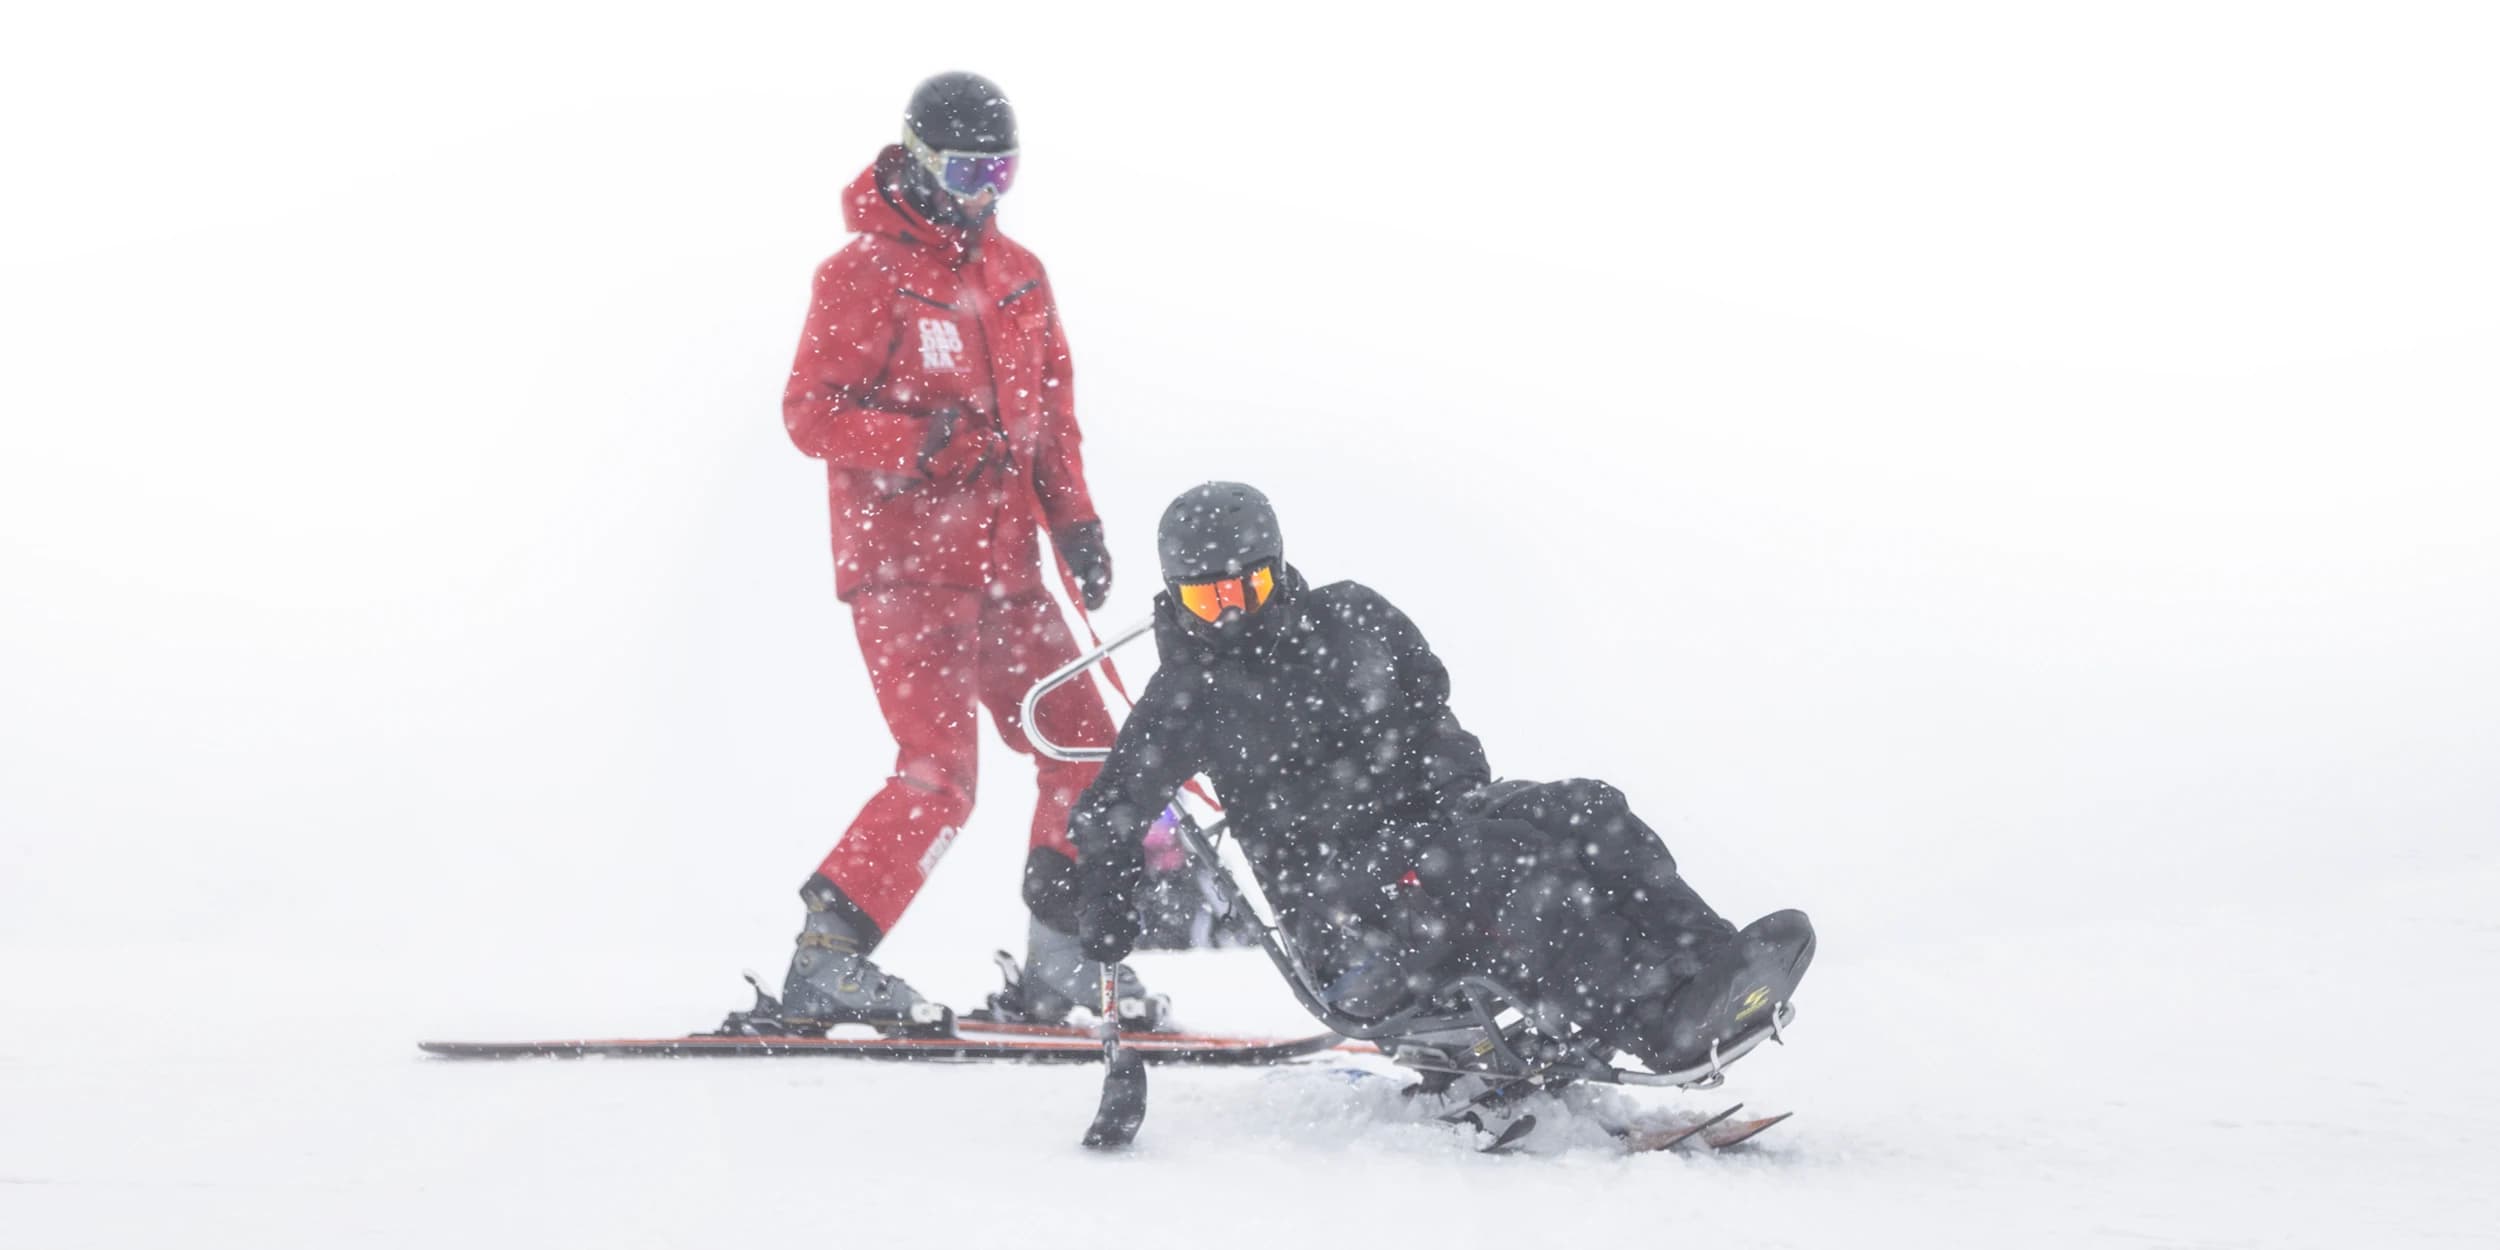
[1020, 618, 1794, 1095]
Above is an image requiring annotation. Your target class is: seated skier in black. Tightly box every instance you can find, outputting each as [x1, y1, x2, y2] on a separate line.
[1070, 482, 1815, 1074]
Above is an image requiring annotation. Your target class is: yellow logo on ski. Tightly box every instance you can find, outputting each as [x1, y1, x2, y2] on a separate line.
[1735, 986, 1773, 1022]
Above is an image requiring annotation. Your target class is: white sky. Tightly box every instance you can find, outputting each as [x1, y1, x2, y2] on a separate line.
[2, 2, 2494, 971]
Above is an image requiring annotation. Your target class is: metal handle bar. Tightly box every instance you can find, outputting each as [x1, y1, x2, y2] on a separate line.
[1019, 615, 1153, 762]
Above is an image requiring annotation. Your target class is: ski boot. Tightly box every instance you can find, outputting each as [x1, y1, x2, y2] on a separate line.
[721, 903, 952, 1037]
[969, 916, 1172, 1032]
[1642, 909, 1815, 1073]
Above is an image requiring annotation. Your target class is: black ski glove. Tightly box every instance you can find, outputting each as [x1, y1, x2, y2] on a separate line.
[1053, 520, 1113, 610]
[916, 406, 1007, 485]
[1077, 861, 1141, 964]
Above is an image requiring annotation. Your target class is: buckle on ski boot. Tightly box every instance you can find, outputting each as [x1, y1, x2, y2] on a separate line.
[714, 970, 954, 1039]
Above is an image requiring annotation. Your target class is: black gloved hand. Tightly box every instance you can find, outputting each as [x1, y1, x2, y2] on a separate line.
[1077, 862, 1141, 964]
[1053, 520, 1113, 610]
[916, 406, 1007, 485]
[914, 406, 958, 474]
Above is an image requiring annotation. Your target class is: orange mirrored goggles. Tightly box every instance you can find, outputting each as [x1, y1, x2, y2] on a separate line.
[1174, 564, 1277, 624]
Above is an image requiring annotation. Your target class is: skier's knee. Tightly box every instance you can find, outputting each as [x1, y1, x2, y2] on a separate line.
[1551, 778, 1631, 829]
[1557, 780, 1681, 879]
[1031, 760, 1093, 813]
[897, 753, 976, 812]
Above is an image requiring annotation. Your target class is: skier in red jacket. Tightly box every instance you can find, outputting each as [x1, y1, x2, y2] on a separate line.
[767, 73, 1162, 1034]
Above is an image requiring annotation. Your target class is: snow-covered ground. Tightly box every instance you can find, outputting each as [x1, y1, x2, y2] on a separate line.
[6, 859, 2496, 1248]
[5, 3, 2497, 1246]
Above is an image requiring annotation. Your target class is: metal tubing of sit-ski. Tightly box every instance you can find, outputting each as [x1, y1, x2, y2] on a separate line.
[1023, 616, 1152, 762]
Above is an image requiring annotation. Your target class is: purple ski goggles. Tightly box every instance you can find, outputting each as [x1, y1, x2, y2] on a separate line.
[904, 127, 1018, 199]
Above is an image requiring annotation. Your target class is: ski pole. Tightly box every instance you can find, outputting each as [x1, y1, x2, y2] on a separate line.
[1081, 960, 1147, 1149]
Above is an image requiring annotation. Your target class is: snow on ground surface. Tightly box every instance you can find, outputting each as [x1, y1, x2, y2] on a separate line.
[5, 848, 2495, 1248]
[6, 3, 2499, 1247]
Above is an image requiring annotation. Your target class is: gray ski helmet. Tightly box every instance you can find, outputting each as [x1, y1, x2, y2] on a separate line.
[903, 72, 1017, 154]
[1158, 482, 1283, 584]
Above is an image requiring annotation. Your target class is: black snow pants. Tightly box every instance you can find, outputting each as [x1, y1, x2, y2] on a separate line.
[1318, 778, 1738, 1067]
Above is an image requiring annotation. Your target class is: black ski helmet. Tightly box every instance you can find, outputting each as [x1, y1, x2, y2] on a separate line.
[1159, 482, 1283, 584]
[903, 72, 1017, 155]
[1158, 483, 1286, 641]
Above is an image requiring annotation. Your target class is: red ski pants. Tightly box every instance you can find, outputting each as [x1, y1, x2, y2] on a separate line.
[813, 584, 1113, 936]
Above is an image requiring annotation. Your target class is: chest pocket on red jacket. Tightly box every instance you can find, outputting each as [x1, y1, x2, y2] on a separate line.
[999, 310, 1055, 409]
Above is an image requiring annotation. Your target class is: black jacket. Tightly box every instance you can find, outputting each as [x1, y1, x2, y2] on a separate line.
[1070, 569, 1492, 981]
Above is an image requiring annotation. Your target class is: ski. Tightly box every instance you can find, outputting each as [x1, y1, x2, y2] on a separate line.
[1617, 1103, 1747, 1153]
[417, 1022, 1337, 1064]
[952, 1017, 1168, 1042]
[1701, 1110, 1793, 1150]
[1476, 1114, 1540, 1154]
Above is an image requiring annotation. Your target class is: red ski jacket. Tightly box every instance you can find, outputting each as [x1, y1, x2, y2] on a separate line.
[783, 147, 1099, 601]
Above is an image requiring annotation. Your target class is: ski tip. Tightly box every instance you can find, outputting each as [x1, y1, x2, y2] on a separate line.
[1480, 1113, 1539, 1154]
[1704, 1110, 1795, 1150]
[1616, 1102, 1746, 1153]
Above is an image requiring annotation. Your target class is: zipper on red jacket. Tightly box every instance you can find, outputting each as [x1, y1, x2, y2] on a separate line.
[965, 259, 1014, 463]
